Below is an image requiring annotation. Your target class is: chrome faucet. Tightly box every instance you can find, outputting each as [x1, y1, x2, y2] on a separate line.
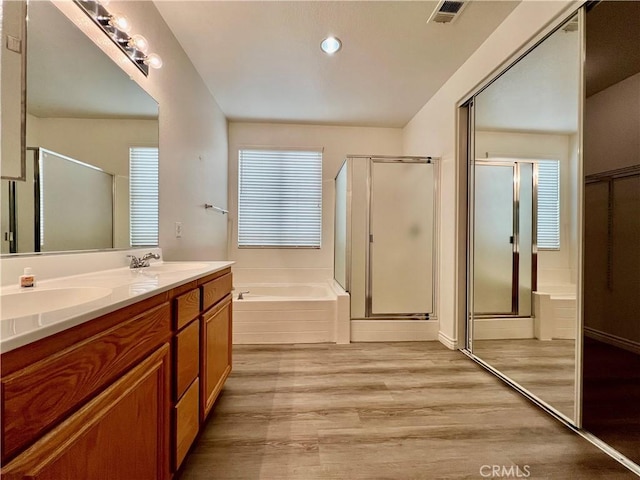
[127, 252, 160, 269]
[237, 291, 250, 300]
[141, 252, 161, 262]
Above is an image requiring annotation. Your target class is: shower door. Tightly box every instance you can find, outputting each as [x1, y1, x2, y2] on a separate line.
[368, 159, 434, 316]
[474, 163, 517, 315]
[473, 161, 535, 318]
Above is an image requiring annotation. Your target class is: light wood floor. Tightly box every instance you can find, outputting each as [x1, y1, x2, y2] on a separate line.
[473, 339, 576, 419]
[179, 342, 635, 479]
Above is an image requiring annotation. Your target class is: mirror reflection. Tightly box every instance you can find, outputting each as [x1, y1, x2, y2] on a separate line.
[582, 1, 640, 465]
[0, 0, 159, 254]
[470, 15, 580, 420]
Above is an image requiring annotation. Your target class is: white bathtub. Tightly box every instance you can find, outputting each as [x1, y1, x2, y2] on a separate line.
[533, 285, 577, 340]
[232, 282, 348, 344]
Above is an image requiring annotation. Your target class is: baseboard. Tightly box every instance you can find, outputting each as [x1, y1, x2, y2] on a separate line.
[584, 327, 640, 355]
[553, 327, 576, 340]
[473, 317, 534, 340]
[438, 331, 458, 350]
[350, 319, 439, 342]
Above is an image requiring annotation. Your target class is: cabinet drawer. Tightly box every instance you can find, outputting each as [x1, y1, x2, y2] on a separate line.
[175, 319, 199, 400]
[174, 288, 200, 330]
[174, 378, 199, 470]
[1, 303, 171, 462]
[201, 273, 232, 312]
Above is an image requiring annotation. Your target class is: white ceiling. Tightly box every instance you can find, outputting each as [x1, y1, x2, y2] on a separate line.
[154, 1, 519, 128]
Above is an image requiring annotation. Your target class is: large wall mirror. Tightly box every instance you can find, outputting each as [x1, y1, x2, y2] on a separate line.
[0, 0, 159, 254]
[466, 12, 581, 422]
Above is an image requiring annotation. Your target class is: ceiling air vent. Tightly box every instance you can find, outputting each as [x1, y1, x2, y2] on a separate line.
[428, 1, 468, 24]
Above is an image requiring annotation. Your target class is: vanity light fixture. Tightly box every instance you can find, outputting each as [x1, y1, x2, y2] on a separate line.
[108, 13, 132, 34]
[74, 0, 163, 76]
[144, 53, 163, 70]
[128, 34, 149, 55]
[321, 36, 342, 55]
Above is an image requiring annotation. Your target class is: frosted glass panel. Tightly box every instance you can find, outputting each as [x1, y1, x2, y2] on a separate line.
[349, 160, 369, 319]
[40, 149, 113, 251]
[519, 163, 533, 316]
[370, 161, 434, 315]
[474, 164, 514, 314]
[334, 163, 348, 289]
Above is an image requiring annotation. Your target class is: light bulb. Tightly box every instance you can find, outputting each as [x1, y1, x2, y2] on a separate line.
[129, 34, 149, 54]
[144, 53, 163, 69]
[321, 36, 342, 55]
[110, 13, 132, 33]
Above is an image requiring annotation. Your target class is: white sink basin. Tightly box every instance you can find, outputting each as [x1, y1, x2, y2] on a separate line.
[1, 287, 112, 320]
[140, 262, 208, 273]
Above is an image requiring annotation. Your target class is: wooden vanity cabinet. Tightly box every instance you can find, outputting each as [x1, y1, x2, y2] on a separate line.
[0, 266, 233, 479]
[171, 268, 233, 470]
[171, 286, 201, 471]
[0, 295, 173, 480]
[1, 345, 171, 480]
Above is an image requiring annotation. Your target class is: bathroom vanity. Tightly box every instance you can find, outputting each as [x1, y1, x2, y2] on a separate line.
[0, 262, 233, 479]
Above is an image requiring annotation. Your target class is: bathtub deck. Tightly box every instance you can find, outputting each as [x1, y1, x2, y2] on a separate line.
[232, 305, 335, 344]
[178, 342, 632, 479]
[232, 285, 337, 344]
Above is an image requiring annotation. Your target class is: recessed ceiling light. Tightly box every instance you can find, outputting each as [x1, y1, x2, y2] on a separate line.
[321, 36, 342, 55]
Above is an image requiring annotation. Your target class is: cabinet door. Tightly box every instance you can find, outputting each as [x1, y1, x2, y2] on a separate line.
[2, 302, 171, 462]
[1, 344, 171, 480]
[201, 296, 232, 421]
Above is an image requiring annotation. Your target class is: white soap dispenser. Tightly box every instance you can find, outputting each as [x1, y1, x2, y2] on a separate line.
[19, 267, 35, 288]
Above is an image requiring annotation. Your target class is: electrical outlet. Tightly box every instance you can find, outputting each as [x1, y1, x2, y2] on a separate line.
[175, 222, 183, 238]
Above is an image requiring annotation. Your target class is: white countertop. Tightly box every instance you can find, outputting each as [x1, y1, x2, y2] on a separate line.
[0, 261, 234, 354]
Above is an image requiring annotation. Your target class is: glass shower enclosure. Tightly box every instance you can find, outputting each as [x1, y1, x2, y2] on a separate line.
[334, 156, 438, 320]
[473, 160, 535, 319]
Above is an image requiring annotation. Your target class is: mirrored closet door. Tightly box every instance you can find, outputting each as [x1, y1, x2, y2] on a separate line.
[582, 1, 640, 465]
[466, 12, 581, 422]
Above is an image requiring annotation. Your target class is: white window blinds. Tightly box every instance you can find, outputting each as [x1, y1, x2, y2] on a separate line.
[238, 149, 322, 248]
[129, 147, 159, 246]
[537, 160, 560, 250]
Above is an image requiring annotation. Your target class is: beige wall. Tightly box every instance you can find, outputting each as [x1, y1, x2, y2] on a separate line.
[585, 72, 640, 176]
[402, 1, 576, 346]
[53, 0, 229, 261]
[28, 116, 158, 176]
[228, 122, 402, 283]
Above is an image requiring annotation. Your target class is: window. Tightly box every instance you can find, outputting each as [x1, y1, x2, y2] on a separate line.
[129, 147, 159, 246]
[238, 148, 322, 248]
[537, 159, 560, 250]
